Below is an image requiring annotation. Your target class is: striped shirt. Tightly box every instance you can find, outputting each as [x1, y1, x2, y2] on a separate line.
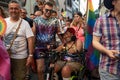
[93, 12, 120, 75]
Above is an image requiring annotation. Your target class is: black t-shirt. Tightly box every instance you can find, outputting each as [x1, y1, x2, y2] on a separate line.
[23, 17, 33, 28]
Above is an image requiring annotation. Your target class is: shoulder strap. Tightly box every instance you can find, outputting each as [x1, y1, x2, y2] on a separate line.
[65, 41, 75, 51]
[9, 19, 22, 49]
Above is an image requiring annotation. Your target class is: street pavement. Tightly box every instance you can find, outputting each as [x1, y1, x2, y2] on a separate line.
[29, 70, 38, 80]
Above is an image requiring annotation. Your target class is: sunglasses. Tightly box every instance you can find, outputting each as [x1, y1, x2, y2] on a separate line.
[45, 9, 53, 13]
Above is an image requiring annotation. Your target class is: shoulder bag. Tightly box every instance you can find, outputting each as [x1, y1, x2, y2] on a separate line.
[7, 19, 22, 56]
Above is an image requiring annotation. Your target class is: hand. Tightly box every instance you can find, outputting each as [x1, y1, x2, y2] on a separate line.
[26, 56, 36, 72]
[106, 50, 119, 59]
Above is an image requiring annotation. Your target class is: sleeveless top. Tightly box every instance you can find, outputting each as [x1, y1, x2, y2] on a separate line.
[62, 42, 81, 62]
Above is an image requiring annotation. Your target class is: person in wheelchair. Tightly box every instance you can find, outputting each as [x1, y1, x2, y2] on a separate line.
[54, 28, 83, 80]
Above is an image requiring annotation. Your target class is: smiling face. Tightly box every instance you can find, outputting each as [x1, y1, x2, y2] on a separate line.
[20, 9, 27, 18]
[63, 31, 74, 43]
[8, 2, 21, 19]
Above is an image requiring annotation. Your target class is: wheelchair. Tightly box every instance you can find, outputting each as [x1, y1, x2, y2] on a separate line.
[54, 49, 88, 80]
[70, 49, 88, 80]
[38, 41, 88, 80]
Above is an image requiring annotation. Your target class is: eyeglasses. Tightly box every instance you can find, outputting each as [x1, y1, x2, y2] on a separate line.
[21, 12, 27, 14]
[45, 9, 53, 13]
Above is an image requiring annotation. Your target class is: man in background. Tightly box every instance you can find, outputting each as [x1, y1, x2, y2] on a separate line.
[21, 8, 33, 28]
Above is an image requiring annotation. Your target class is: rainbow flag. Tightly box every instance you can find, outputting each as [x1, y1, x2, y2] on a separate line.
[84, 0, 100, 71]
[0, 39, 10, 80]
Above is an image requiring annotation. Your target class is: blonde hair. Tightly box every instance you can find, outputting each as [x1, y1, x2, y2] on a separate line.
[71, 18, 83, 27]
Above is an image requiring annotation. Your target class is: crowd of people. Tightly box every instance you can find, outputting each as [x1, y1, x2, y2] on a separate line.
[0, 0, 120, 80]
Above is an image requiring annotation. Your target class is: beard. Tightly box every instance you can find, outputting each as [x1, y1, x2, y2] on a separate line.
[44, 12, 51, 18]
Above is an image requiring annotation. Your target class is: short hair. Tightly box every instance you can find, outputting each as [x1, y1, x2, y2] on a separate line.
[30, 13, 34, 15]
[38, 1, 44, 5]
[21, 7, 27, 14]
[9, 0, 21, 8]
[52, 10, 57, 14]
[66, 19, 72, 23]
[9, 0, 19, 4]
[44, 1, 53, 7]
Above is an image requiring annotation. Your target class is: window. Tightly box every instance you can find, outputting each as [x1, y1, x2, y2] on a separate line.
[67, 0, 72, 7]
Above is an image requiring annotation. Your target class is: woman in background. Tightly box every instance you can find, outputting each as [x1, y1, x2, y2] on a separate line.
[71, 12, 85, 44]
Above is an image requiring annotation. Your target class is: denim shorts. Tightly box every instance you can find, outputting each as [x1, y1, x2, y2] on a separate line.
[99, 68, 120, 80]
[34, 48, 48, 59]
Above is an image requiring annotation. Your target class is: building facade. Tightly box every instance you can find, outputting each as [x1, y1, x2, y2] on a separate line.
[55, 0, 80, 18]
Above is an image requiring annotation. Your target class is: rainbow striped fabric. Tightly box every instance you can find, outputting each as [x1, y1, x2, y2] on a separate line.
[0, 16, 7, 36]
[84, 0, 100, 71]
[0, 39, 10, 80]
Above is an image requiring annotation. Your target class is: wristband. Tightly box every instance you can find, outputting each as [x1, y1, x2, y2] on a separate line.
[28, 54, 33, 57]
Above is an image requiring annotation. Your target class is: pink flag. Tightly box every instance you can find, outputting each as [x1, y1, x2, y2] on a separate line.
[0, 39, 10, 80]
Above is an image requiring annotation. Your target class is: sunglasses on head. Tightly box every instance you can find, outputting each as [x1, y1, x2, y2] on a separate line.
[45, 9, 53, 13]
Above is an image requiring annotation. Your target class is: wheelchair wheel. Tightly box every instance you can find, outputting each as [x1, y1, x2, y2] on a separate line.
[70, 75, 78, 80]
[78, 67, 89, 80]
[70, 66, 88, 80]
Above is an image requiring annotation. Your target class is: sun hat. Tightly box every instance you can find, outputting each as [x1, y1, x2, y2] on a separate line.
[104, 0, 114, 10]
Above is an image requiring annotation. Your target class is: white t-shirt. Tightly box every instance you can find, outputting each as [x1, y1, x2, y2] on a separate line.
[4, 17, 34, 59]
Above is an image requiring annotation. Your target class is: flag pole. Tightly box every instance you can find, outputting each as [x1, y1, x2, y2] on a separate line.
[83, 0, 89, 33]
[85, 0, 89, 23]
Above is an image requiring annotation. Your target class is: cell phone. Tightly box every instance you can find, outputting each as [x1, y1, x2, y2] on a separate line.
[114, 54, 120, 59]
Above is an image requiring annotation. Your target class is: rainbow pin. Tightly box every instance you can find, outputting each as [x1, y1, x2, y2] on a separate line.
[0, 16, 6, 36]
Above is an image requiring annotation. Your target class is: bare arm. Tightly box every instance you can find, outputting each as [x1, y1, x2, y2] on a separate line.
[26, 23, 36, 69]
[26, 36, 36, 71]
[32, 22, 36, 46]
[76, 39, 83, 52]
[27, 36, 34, 55]
[92, 35, 119, 59]
[55, 44, 64, 52]
[56, 26, 63, 43]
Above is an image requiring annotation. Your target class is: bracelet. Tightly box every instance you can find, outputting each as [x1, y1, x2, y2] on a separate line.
[28, 54, 33, 57]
